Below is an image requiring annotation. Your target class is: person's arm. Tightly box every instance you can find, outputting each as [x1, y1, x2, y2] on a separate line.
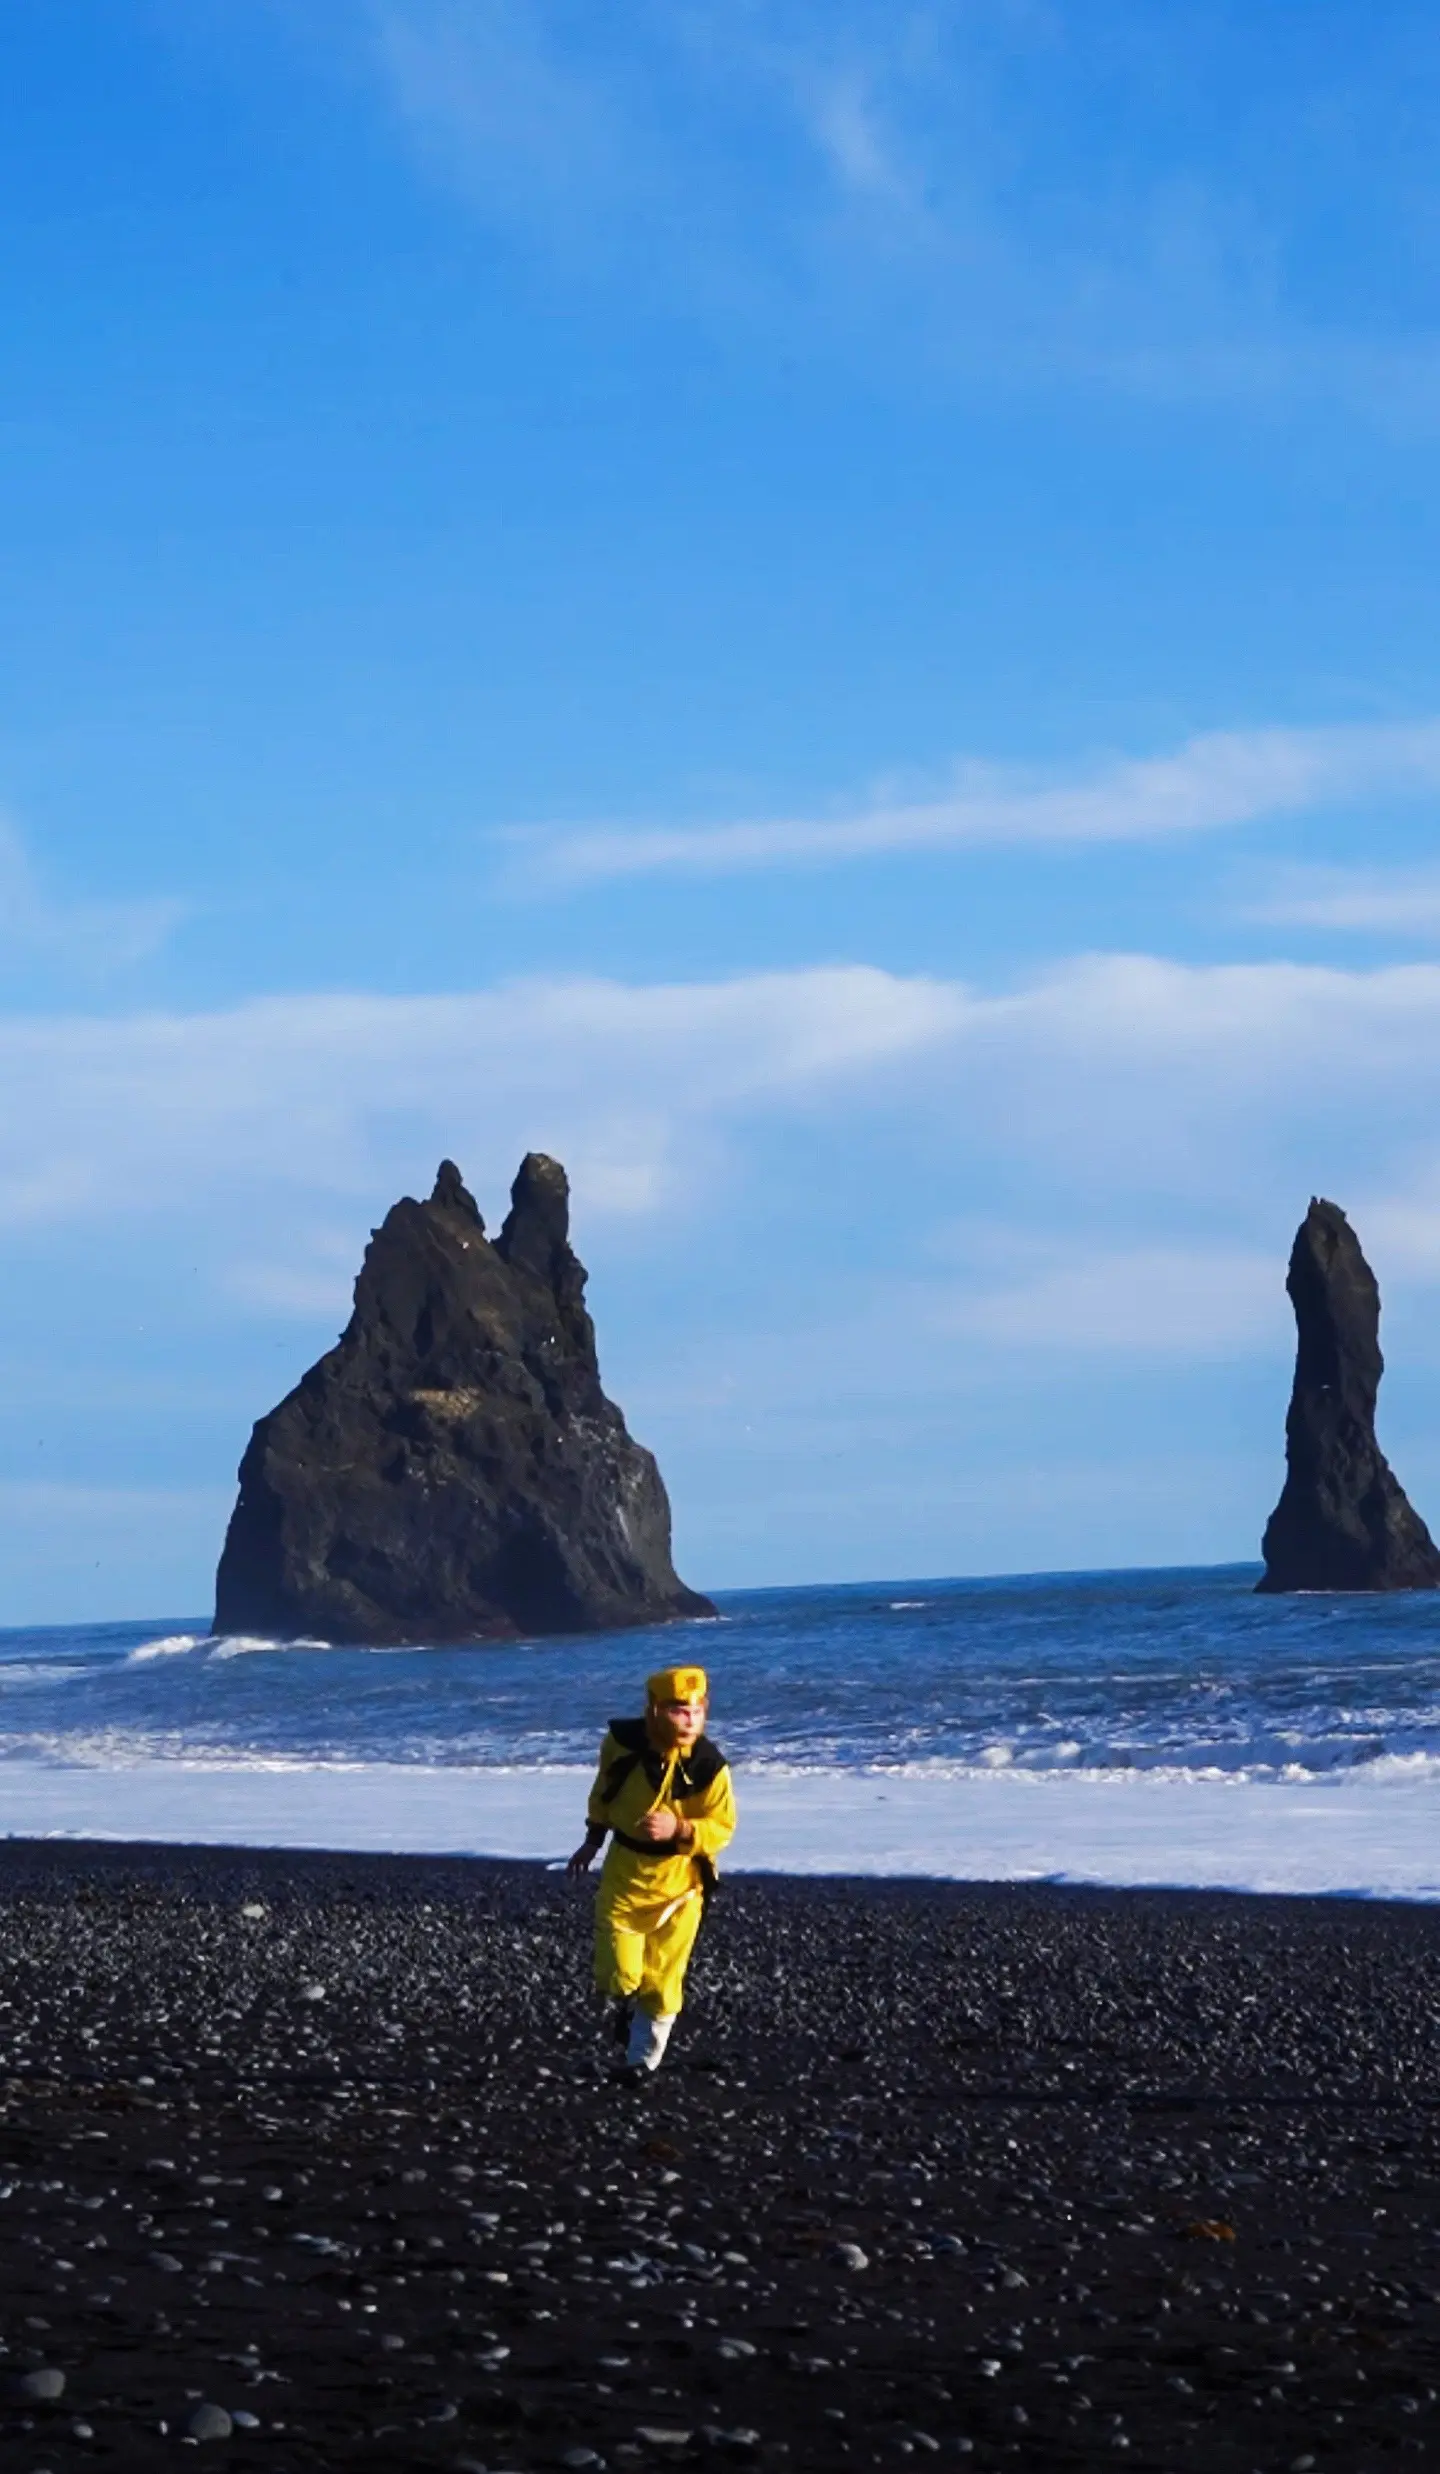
[568, 1732, 618, 1874]
[566, 1822, 606, 1876]
[585, 1730, 620, 1829]
[677, 1764, 736, 1861]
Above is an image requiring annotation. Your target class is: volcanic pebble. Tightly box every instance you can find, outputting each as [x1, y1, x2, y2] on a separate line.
[0, 1843, 1431, 2470]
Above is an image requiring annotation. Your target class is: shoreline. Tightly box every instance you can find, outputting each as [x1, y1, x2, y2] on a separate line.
[0, 1843, 1435, 2470]
[1, 1829, 1439, 1911]
[1, 1757, 1437, 1903]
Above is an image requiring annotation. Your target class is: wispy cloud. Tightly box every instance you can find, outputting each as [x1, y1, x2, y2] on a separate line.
[0, 965, 966, 1235]
[370, 0, 625, 235]
[1355, 1189, 1440, 1281]
[15, 941, 1440, 1594]
[519, 720, 1440, 887]
[354, 4, 1440, 418]
[938, 1244, 1279, 1359]
[802, 66, 909, 202]
[0, 816, 183, 977]
[6, 951, 1440, 1276]
[1247, 862, 1440, 938]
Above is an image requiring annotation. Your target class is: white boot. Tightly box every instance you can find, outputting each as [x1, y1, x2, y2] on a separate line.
[624, 2009, 676, 2073]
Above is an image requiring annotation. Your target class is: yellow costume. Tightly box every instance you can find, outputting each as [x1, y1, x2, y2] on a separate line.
[587, 1665, 736, 2032]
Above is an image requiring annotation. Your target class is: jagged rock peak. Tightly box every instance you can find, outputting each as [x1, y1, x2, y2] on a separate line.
[1257, 1196, 1440, 1594]
[499, 1150, 569, 1257]
[430, 1157, 482, 1224]
[495, 1152, 591, 1353]
[213, 1155, 714, 1645]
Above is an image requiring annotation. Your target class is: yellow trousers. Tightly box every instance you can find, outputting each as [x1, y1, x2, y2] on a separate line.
[594, 1886, 704, 2019]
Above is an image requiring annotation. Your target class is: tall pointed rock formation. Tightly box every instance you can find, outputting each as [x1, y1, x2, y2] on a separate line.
[213, 1156, 714, 1642]
[1257, 1196, 1440, 1593]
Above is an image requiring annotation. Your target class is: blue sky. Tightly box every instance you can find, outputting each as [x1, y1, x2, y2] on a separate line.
[8, 1, 1440, 1619]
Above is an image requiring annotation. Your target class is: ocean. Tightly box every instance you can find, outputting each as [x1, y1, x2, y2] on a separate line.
[2, 1564, 1438, 1898]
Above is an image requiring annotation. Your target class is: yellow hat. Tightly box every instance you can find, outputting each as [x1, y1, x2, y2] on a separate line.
[647, 1664, 708, 1705]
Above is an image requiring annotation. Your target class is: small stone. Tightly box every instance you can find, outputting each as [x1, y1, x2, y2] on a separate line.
[831, 2242, 869, 2271]
[714, 2339, 757, 2362]
[239, 1903, 267, 1920]
[635, 2431, 693, 2450]
[184, 2403, 234, 2442]
[559, 2452, 604, 2470]
[13, 2368, 65, 2403]
[300, 1983, 327, 2002]
[149, 2251, 184, 2274]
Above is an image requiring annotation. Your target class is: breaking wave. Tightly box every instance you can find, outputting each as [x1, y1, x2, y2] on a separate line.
[0, 1566, 1437, 1827]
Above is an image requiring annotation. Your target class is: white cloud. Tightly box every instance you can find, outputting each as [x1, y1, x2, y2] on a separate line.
[1352, 1182, 1440, 1284]
[938, 1245, 1280, 1358]
[1248, 863, 1440, 938]
[370, 0, 623, 228]
[9, 952, 1440, 1238]
[0, 965, 966, 1231]
[351, 5, 1440, 421]
[803, 69, 907, 200]
[0, 816, 183, 976]
[519, 720, 1440, 886]
[17, 943, 1440, 1610]
[6, 948, 1440, 1370]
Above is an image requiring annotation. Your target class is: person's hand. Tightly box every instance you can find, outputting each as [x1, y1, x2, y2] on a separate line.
[566, 1830, 604, 1875]
[633, 1809, 681, 1844]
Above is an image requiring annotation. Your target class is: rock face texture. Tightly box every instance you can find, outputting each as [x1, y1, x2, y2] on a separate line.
[1258, 1196, 1440, 1594]
[213, 1156, 714, 1643]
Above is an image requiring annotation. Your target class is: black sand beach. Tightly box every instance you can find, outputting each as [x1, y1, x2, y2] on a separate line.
[0, 1845, 1435, 2472]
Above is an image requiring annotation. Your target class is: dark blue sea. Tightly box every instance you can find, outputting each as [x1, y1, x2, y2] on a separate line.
[2, 1564, 1438, 1785]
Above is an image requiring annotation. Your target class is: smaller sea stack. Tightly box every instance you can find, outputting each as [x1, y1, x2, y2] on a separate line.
[213, 1155, 714, 1643]
[1257, 1196, 1440, 1593]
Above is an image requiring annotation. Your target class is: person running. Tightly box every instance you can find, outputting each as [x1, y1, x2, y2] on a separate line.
[567, 1663, 736, 2075]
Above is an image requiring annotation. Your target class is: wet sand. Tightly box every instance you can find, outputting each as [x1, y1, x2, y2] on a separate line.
[0, 1842, 1435, 2471]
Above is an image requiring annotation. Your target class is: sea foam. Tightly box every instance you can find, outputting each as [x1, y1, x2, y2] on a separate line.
[0, 1758, 1436, 1904]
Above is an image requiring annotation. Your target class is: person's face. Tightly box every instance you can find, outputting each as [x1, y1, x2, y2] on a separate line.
[650, 1695, 706, 1748]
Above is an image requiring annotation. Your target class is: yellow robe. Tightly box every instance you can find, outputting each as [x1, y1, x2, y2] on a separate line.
[587, 1727, 737, 2019]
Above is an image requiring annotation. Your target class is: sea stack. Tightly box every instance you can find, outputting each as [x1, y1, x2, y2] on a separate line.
[213, 1155, 714, 1643]
[1257, 1196, 1440, 1593]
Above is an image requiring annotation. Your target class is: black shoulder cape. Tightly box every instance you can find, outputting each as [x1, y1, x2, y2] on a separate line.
[600, 1716, 727, 1802]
